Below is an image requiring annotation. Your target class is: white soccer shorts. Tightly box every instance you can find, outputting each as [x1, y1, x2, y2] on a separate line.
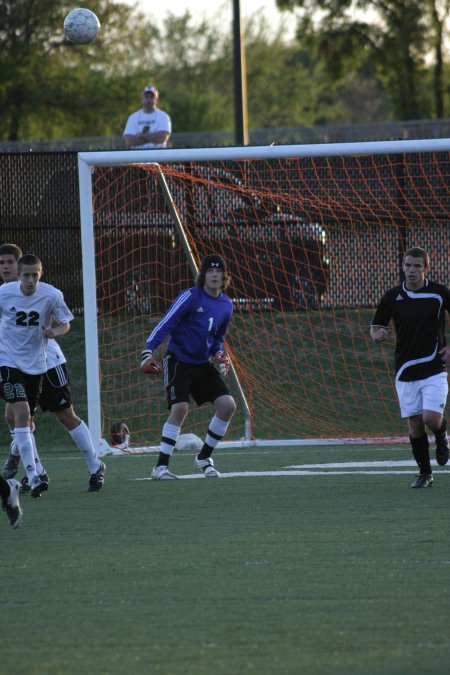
[395, 371, 448, 418]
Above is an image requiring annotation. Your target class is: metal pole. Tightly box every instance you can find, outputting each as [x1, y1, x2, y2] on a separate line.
[232, 0, 249, 145]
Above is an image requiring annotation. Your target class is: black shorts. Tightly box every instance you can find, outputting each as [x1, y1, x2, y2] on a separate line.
[162, 352, 230, 409]
[0, 366, 42, 416]
[39, 364, 72, 413]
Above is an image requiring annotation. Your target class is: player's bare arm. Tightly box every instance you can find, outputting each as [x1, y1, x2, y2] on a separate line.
[439, 345, 450, 364]
[42, 322, 70, 339]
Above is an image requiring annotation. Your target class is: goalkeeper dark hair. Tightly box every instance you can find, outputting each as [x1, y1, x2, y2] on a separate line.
[0, 243, 23, 259]
[195, 254, 231, 290]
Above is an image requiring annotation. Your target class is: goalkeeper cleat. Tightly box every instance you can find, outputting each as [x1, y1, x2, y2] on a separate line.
[411, 473, 433, 489]
[195, 455, 220, 478]
[151, 465, 179, 480]
[2, 445, 20, 479]
[88, 461, 106, 492]
[2, 479, 23, 529]
[30, 475, 49, 499]
[435, 435, 450, 466]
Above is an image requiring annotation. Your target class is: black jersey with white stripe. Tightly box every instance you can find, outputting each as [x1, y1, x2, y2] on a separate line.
[371, 279, 450, 382]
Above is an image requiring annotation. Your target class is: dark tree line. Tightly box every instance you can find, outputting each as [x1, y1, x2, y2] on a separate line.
[1, 0, 449, 142]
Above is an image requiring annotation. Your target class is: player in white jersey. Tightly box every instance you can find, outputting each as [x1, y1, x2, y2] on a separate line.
[0, 245, 106, 493]
[0, 254, 73, 498]
[123, 85, 171, 149]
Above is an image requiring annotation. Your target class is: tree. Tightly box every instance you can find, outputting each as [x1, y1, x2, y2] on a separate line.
[276, 0, 450, 120]
[0, 0, 160, 140]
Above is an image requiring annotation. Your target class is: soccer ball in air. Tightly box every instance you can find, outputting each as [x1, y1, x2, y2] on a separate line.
[64, 8, 100, 45]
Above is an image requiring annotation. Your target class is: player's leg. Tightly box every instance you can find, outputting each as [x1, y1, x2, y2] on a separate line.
[408, 415, 433, 488]
[192, 364, 236, 478]
[421, 372, 449, 466]
[2, 402, 20, 478]
[55, 407, 106, 491]
[2, 370, 48, 487]
[40, 366, 106, 490]
[396, 378, 433, 488]
[151, 354, 189, 480]
[151, 402, 188, 480]
[0, 474, 23, 529]
[0, 367, 45, 495]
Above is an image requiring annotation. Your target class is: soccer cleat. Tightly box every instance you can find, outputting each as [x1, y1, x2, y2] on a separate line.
[30, 475, 49, 499]
[2, 443, 20, 479]
[2, 479, 23, 529]
[88, 461, 106, 492]
[151, 465, 179, 480]
[411, 473, 433, 489]
[21, 472, 49, 494]
[435, 435, 450, 466]
[20, 476, 31, 493]
[195, 455, 220, 478]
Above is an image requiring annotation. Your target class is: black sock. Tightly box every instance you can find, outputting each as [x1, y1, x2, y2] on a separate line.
[410, 434, 431, 474]
[197, 442, 214, 461]
[156, 453, 170, 467]
[435, 417, 447, 440]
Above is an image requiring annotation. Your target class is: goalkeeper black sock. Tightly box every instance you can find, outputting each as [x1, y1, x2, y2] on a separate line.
[197, 415, 230, 460]
[410, 434, 431, 474]
[156, 453, 170, 467]
[198, 442, 214, 461]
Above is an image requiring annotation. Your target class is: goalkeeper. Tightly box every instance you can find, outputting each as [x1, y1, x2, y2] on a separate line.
[141, 254, 236, 479]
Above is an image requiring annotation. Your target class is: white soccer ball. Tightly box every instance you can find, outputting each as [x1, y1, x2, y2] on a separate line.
[64, 8, 100, 45]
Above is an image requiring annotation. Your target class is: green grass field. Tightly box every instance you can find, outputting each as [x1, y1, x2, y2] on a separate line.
[3, 443, 450, 675]
[2, 318, 450, 673]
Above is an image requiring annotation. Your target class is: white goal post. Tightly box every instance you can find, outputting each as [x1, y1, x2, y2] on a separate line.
[78, 138, 450, 456]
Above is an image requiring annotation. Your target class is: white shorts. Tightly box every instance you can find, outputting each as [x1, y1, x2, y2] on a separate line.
[395, 372, 448, 418]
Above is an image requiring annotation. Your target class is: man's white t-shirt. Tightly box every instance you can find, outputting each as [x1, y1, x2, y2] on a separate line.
[0, 281, 74, 374]
[123, 108, 172, 148]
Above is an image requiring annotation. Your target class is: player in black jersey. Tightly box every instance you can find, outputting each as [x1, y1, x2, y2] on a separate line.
[371, 247, 450, 488]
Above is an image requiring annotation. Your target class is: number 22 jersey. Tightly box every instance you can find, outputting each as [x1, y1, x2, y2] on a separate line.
[0, 280, 74, 374]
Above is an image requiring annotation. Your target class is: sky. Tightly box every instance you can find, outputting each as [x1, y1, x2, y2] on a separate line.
[124, 0, 291, 32]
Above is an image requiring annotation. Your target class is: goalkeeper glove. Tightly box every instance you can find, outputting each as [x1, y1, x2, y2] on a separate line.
[140, 349, 163, 375]
[215, 351, 230, 376]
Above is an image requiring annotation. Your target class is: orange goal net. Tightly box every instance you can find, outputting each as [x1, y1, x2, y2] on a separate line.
[78, 141, 450, 453]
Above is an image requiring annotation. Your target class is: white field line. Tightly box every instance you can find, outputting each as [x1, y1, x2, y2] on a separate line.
[287, 460, 426, 469]
[136, 459, 450, 480]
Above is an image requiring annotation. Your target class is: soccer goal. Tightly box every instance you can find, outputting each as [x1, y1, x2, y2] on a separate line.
[78, 138, 450, 455]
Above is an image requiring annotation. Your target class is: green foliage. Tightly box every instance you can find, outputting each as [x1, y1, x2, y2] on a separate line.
[2, 0, 450, 141]
[276, 0, 450, 120]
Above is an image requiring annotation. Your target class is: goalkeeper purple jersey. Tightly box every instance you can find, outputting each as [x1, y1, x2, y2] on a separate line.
[145, 286, 233, 364]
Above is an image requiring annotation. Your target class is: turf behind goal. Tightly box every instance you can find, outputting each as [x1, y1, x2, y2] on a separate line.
[78, 139, 450, 455]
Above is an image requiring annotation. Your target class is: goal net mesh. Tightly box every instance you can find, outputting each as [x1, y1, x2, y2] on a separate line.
[90, 152, 450, 446]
